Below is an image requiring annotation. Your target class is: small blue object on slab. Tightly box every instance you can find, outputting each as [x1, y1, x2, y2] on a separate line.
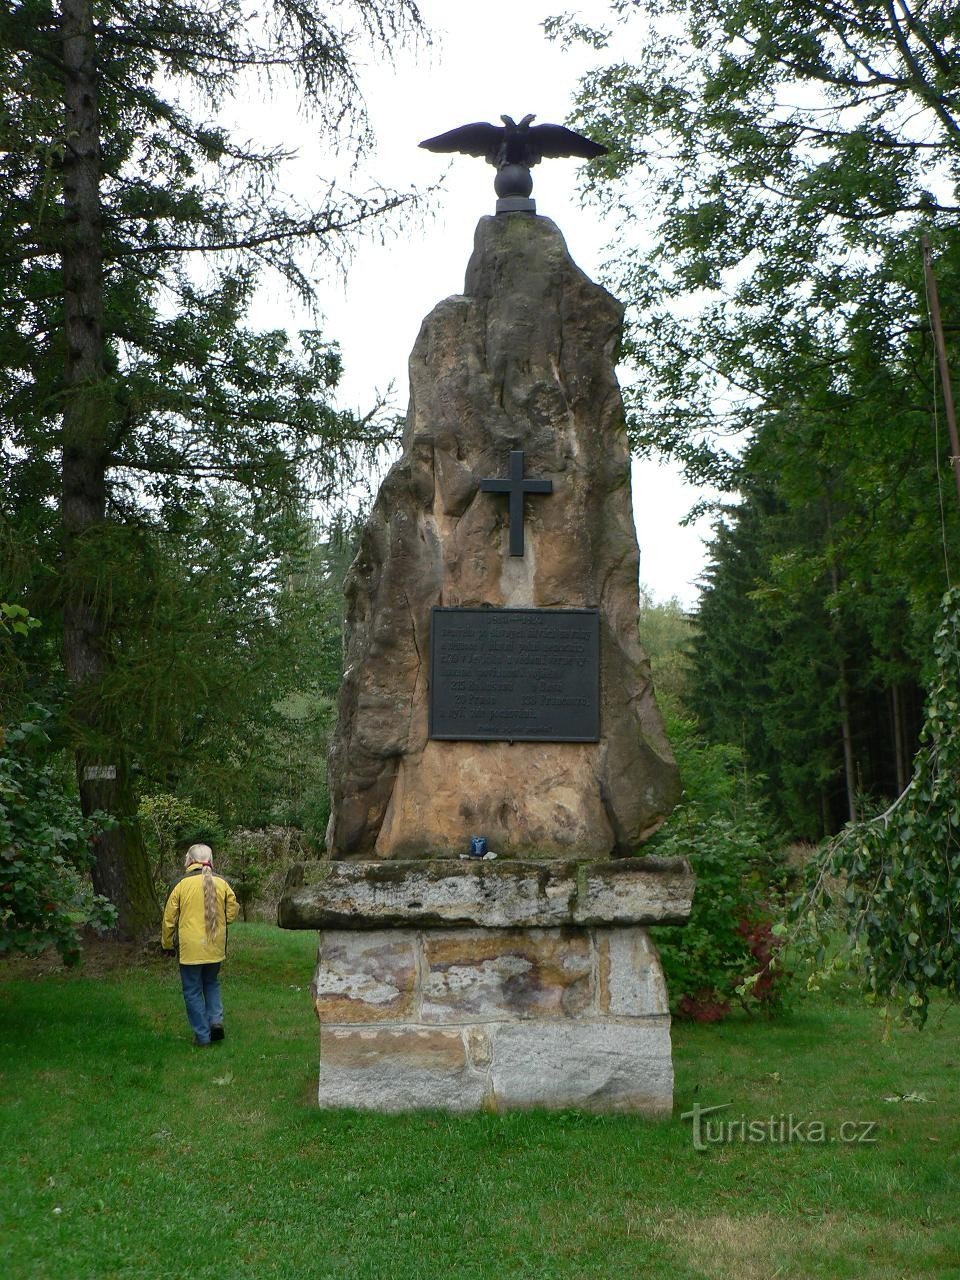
[469, 836, 488, 858]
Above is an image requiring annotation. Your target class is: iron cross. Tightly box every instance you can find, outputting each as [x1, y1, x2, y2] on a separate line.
[480, 449, 553, 556]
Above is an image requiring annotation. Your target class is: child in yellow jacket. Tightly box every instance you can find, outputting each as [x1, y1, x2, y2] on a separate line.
[162, 844, 239, 1047]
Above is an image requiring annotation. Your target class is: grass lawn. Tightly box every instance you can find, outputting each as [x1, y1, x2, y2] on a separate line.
[1, 923, 958, 1280]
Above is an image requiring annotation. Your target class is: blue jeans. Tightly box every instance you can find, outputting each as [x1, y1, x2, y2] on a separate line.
[179, 962, 223, 1044]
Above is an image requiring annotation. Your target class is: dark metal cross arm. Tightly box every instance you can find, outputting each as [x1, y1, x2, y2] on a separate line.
[480, 449, 553, 556]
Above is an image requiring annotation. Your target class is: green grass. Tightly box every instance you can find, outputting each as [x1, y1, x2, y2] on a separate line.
[1, 924, 958, 1279]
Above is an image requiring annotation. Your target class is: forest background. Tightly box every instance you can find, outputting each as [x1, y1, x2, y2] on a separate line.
[2, 0, 959, 1020]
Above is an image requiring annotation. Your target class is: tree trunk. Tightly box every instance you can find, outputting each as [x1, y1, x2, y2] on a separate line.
[823, 500, 858, 825]
[819, 787, 831, 841]
[60, 0, 158, 939]
[891, 681, 908, 795]
[836, 664, 858, 824]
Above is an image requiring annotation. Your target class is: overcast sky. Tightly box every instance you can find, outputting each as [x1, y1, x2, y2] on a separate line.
[239, 0, 715, 608]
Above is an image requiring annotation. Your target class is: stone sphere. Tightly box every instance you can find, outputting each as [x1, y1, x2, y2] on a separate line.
[494, 164, 533, 199]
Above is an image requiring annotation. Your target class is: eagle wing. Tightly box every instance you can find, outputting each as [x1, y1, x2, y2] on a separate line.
[525, 124, 607, 164]
[419, 123, 504, 162]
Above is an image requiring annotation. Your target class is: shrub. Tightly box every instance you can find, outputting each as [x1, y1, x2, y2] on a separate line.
[218, 839, 267, 922]
[138, 792, 223, 896]
[0, 708, 116, 964]
[647, 716, 791, 1018]
[219, 826, 312, 922]
[799, 586, 960, 1026]
[141, 792, 315, 922]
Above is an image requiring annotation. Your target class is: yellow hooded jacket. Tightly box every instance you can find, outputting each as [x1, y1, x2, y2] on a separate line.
[161, 863, 239, 965]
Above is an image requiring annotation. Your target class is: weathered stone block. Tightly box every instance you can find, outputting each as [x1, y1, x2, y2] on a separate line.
[278, 856, 695, 931]
[465, 1026, 493, 1070]
[316, 1019, 673, 1115]
[311, 931, 417, 1024]
[572, 861, 695, 926]
[421, 928, 592, 1021]
[319, 1026, 486, 1112]
[488, 1021, 673, 1115]
[596, 928, 669, 1017]
[310, 923, 676, 1114]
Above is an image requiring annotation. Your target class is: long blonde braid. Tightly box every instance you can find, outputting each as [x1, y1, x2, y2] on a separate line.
[186, 843, 219, 944]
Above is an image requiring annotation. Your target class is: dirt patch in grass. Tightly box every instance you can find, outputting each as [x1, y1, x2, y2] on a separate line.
[0, 933, 167, 981]
[676, 1212, 779, 1278]
[674, 1210, 947, 1280]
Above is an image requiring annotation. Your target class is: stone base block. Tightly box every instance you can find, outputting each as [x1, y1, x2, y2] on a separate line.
[312, 924, 674, 1115]
[319, 1019, 672, 1114]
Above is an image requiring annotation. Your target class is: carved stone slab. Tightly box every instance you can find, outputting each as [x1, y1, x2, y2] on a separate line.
[278, 856, 695, 931]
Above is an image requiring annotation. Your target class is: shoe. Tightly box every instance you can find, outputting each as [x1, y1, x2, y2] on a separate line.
[193, 1036, 211, 1047]
[210, 1024, 225, 1042]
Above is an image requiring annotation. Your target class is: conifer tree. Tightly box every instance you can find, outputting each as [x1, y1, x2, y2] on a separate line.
[0, 0, 422, 936]
[558, 0, 960, 834]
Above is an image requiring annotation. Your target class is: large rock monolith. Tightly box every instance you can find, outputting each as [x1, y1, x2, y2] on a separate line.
[327, 215, 680, 859]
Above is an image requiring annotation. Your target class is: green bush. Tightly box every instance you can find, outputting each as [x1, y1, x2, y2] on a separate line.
[140, 792, 314, 923]
[0, 708, 116, 964]
[218, 839, 267, 922]
[138, 792, 223, 897]
[800, 586, 960, 1026]
[647, 716, 791, 1018]
[219, 826, 312, 922]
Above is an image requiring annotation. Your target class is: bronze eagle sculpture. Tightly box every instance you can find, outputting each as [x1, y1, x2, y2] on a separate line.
[419, 113, 607, 168]
[419, 114, 607, 210]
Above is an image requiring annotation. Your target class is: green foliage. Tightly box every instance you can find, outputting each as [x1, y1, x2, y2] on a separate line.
[217, 840, 268, 923]
[0, 600, 46, 722]
[190, 513, 355, 835]
[1, 0, 422, 530]
[691, 490, 846, 837]
[141, 795, 316, 923]
[0, 603, 39, 640]
[138, 792, 223, 895]
[220, 826, 312, 921]
[258, 689, 334, 842]
[5, 497, 351, 850]
[68, 502, 348, 828]
[0, 708, 116, 964]
[637, 588, 696, 715]
[562, 0, 960, 840]
[648, 717, 790, 1017]
[803, 587, 960, 1027]
[686, 356, 956, 837]
[564, 0, 960, 477]
[0, 0, 422, 929]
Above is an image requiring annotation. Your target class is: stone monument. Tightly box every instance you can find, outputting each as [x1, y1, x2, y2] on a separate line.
[279, 199, 694, 1113]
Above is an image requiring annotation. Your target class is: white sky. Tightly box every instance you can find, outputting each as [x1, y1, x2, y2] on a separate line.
[239, 0, 715, 609]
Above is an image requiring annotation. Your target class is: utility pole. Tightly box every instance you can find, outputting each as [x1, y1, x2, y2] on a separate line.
[921, 235, 960, 507]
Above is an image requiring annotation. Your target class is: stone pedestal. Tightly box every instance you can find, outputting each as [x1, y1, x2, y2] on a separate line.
[279, 858, 694, 1114]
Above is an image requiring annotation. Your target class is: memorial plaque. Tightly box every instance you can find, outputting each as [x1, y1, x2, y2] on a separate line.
[429, 607, 600, 742]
